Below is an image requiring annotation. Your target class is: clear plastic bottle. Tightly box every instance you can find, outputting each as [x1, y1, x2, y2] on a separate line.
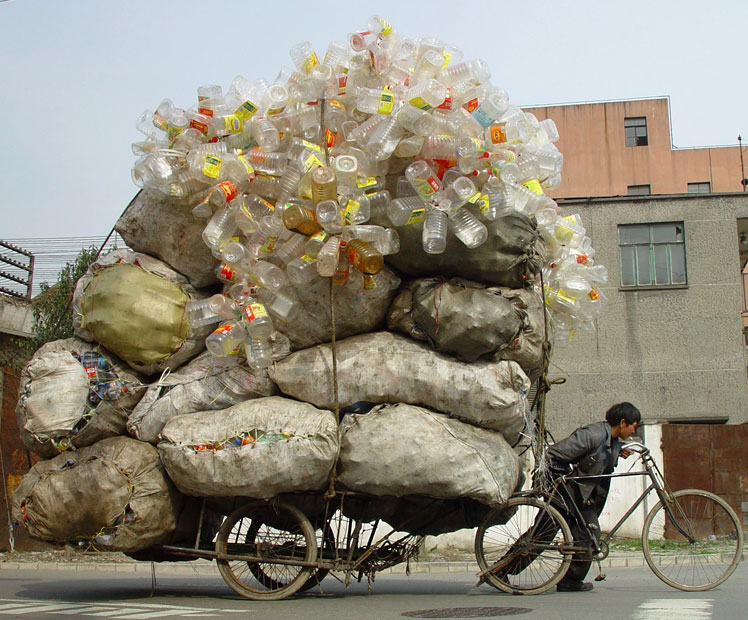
[287, 253, 320, 284]
[365, 115, 404, 161]
[472, 90, 510, 128]
[405, 160, 441, 201]
[202, 204, 238, 250]
[412, 49, 445, 83]
[206, 320, 245, 357]
[242, 298, 274, 339]
[304, 230, 330, 257]
[395, 105, 437, 136]
[367, 189, 391, 218]
[276, 161, 304, 204]
[246, 258, 287, 290]
[273, 232, 307, 265]
[289, 41, 320, 74]
[207, 180, 239, 208]
[247, 215, 284, 259]
[439, 58, 491, 86]
[449, 207, 488, 248]
[443, 176, 476, 211]
[394, 135, 424, 158]
[346, 238, 383, 274]
[244, 336, 274, 369]
[249, 174, 282, 201]
[316, 235, 342, 277]
[255, 287, 300, 321]
[333, 154, 359, 189]
[247, 148, 288, 176]
[323, 40, 350, 68]
[407, 78, 449, 111]
[251, 116, 281, 152]
[235, 193, 275, 235]
[311, 166, 337, 203]
[316, 199, 344, 233]
[422, 208, 448, 254]
[421, 135, 460, 160]
[387, 196, 428, 226]
[185, 297, 222, 327]
[222, 240, 247, 264]
[356, 86, 398, 115]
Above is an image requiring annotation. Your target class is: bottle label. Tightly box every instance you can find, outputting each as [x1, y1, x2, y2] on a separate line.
[356, 176, 378, 190]
[212, 322, 238, 336]
[472, 105, 495, 128]
[223, 114, 243, 134]
[216, 181, 238, 203]
[436, 89, 453, 110]
[325, 128, 336, 148]
[468, 192, 490, 214]
[260, 236, 278, 254]
[343, 199, 360, 223]
[363, 274, 378, 290]
[329, 99, 345, 110]
[338, 75, 348, 96]
[377, 90, 395, 114]
[299, 253, 316, 264]
[237, 155, 256, 181]
[405, 208, 426, 225]
[409, 96, 433, 111]
[463, 97, 479, 113]
[244, 303, 268, 322]
[235, 100, 259, 121]
[301, 139, 322, 152]
[266, 104, 286, 116]
[523, 179, 544, 195]
[441, 50, 453, 69]
[589, 288, 600, 301]
[203, 154, 222, 178]
[190, 118, 209, 135]
[309, 231, 329, 244]
[489, 124, 507, 144]
[417, 176, 439, 198]
[302, 52, 320, 74]
[198, 106, 214, 117]
[303, 153, 324, 172]
[576, 254, 589, 265]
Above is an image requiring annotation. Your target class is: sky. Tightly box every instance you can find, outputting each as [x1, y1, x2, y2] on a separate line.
[1, 0, 747, 240]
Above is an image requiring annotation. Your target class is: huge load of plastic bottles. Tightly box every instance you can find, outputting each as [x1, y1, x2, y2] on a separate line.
[131, 15, 607, 366]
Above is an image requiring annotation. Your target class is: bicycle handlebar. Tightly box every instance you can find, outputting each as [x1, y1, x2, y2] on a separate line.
[622, 440, 648, 454]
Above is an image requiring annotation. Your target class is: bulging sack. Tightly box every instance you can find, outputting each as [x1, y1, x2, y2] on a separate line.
[16, 338, 145, 459]
[115, 190, 219, 289]
[11, 437, 181, 552]
[127, 351, 279, 444]
[338, 403, 522, 507]
[268, 331, 529, 444]
[72, 249, 213, 375]
[381, 213, 546, 289]
[271, 268, 401, 351]
[157, 396, 339, 498]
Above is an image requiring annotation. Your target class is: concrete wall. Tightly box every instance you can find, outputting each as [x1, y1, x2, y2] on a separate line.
[0, 296, 34, 338]
[546, 193, 748, 438]
[526, 98, 745, 198]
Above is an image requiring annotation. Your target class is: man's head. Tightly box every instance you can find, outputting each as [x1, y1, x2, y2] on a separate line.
[606, 402, 641, 440]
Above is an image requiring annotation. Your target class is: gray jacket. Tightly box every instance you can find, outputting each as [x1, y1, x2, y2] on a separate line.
[546, 421, 622, 505]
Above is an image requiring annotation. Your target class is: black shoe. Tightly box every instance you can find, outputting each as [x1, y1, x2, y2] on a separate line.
[556, 580, 593, 592]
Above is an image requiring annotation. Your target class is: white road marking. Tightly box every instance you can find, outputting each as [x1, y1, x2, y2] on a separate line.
[632, 598, 713, 620]
[0, 598, 246, 618]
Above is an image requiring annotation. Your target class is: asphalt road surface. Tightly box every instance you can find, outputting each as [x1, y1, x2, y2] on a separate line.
[0, 562, 745, 620]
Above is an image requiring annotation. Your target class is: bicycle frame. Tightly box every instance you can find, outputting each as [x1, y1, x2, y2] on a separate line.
[542, 442, 693, 556]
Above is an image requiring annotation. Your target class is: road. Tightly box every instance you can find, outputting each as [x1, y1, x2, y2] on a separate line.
[0, 562, 745, 619]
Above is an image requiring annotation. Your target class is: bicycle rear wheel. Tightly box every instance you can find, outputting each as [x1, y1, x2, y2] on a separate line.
[642, 489, 743, 591]
[475, 496, 572, 595]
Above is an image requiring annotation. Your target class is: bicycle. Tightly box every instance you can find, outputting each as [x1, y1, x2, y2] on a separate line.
[475, 441, 744, 594]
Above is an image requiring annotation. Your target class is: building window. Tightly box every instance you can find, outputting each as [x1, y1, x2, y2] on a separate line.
[625, 117, 648, 147]
[619, 222, 687, 287]
[687, 182, 711, 193]
[628, 184, 651, 196]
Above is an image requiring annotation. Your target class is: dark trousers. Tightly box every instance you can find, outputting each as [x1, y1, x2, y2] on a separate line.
[505, 481, 602, 583]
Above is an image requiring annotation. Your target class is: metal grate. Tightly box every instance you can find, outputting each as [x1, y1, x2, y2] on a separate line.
[402, 608, 531, 618]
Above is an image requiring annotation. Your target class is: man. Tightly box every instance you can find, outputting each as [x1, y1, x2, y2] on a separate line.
[545, 401, 641, 591]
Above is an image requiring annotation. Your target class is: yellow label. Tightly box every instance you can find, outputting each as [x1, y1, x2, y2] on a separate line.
[244, 303, 268, 321]
[564, 214, 583, 227]
[328, 99, 345, 110]
[203, 154, 222, 179]
[301, 139, 322, 152]
[557, 290, 577, 305]
[303, 153, 324, 172]
[343, 199, 360, 223]
[309, 230, 329, 244]
[260, 236, 278, 253]
[356, 176, 378, 189]
[489, 124, 507, 144]
[468, 192, 490, 214]
[299, 253, 316, 264]
[409, 96, 433, 111]
[302, 52, 320, 74]
[235, 100, 259, 121]
[223, 114, 243, 134]
[405, 208, 426, 225]
[377, 17, 393, 36]
[377, 90, 395, 114]
[442, 50, 452, 69]
[237, 155, 255, 179]
[523, 179, 544, 195]
[363, 274, 378, 290]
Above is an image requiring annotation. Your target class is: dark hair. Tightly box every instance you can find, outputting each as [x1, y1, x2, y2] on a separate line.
[605, 402, 641, 426]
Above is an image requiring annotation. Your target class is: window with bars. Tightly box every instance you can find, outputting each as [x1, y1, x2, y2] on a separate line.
[628, 184, 651, 196]
[687, 182, 711, 193]
[625, 116, 648, 147]
[619, 222, 687, 287]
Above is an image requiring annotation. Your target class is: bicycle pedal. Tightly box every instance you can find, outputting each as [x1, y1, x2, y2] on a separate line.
[594, 573, 606, 581]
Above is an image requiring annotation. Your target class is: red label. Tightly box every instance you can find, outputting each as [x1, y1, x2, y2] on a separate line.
[217, 181, 238, 202]
[437, 89, 453, 110]
[219, 264, 236, 281]
[426, 176, 440, 192]
[84, 365, 97, 379]
[197, 106, 214, 117]
[190, 119, 209, 135]
[576, 254, 589, 265]
[464, 98, 479, 113]
[325, 128, 335, 148]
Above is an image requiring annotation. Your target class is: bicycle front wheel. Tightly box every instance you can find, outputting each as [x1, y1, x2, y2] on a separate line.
[475, 496, 572, 595]
[642, 489, 743, 591]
